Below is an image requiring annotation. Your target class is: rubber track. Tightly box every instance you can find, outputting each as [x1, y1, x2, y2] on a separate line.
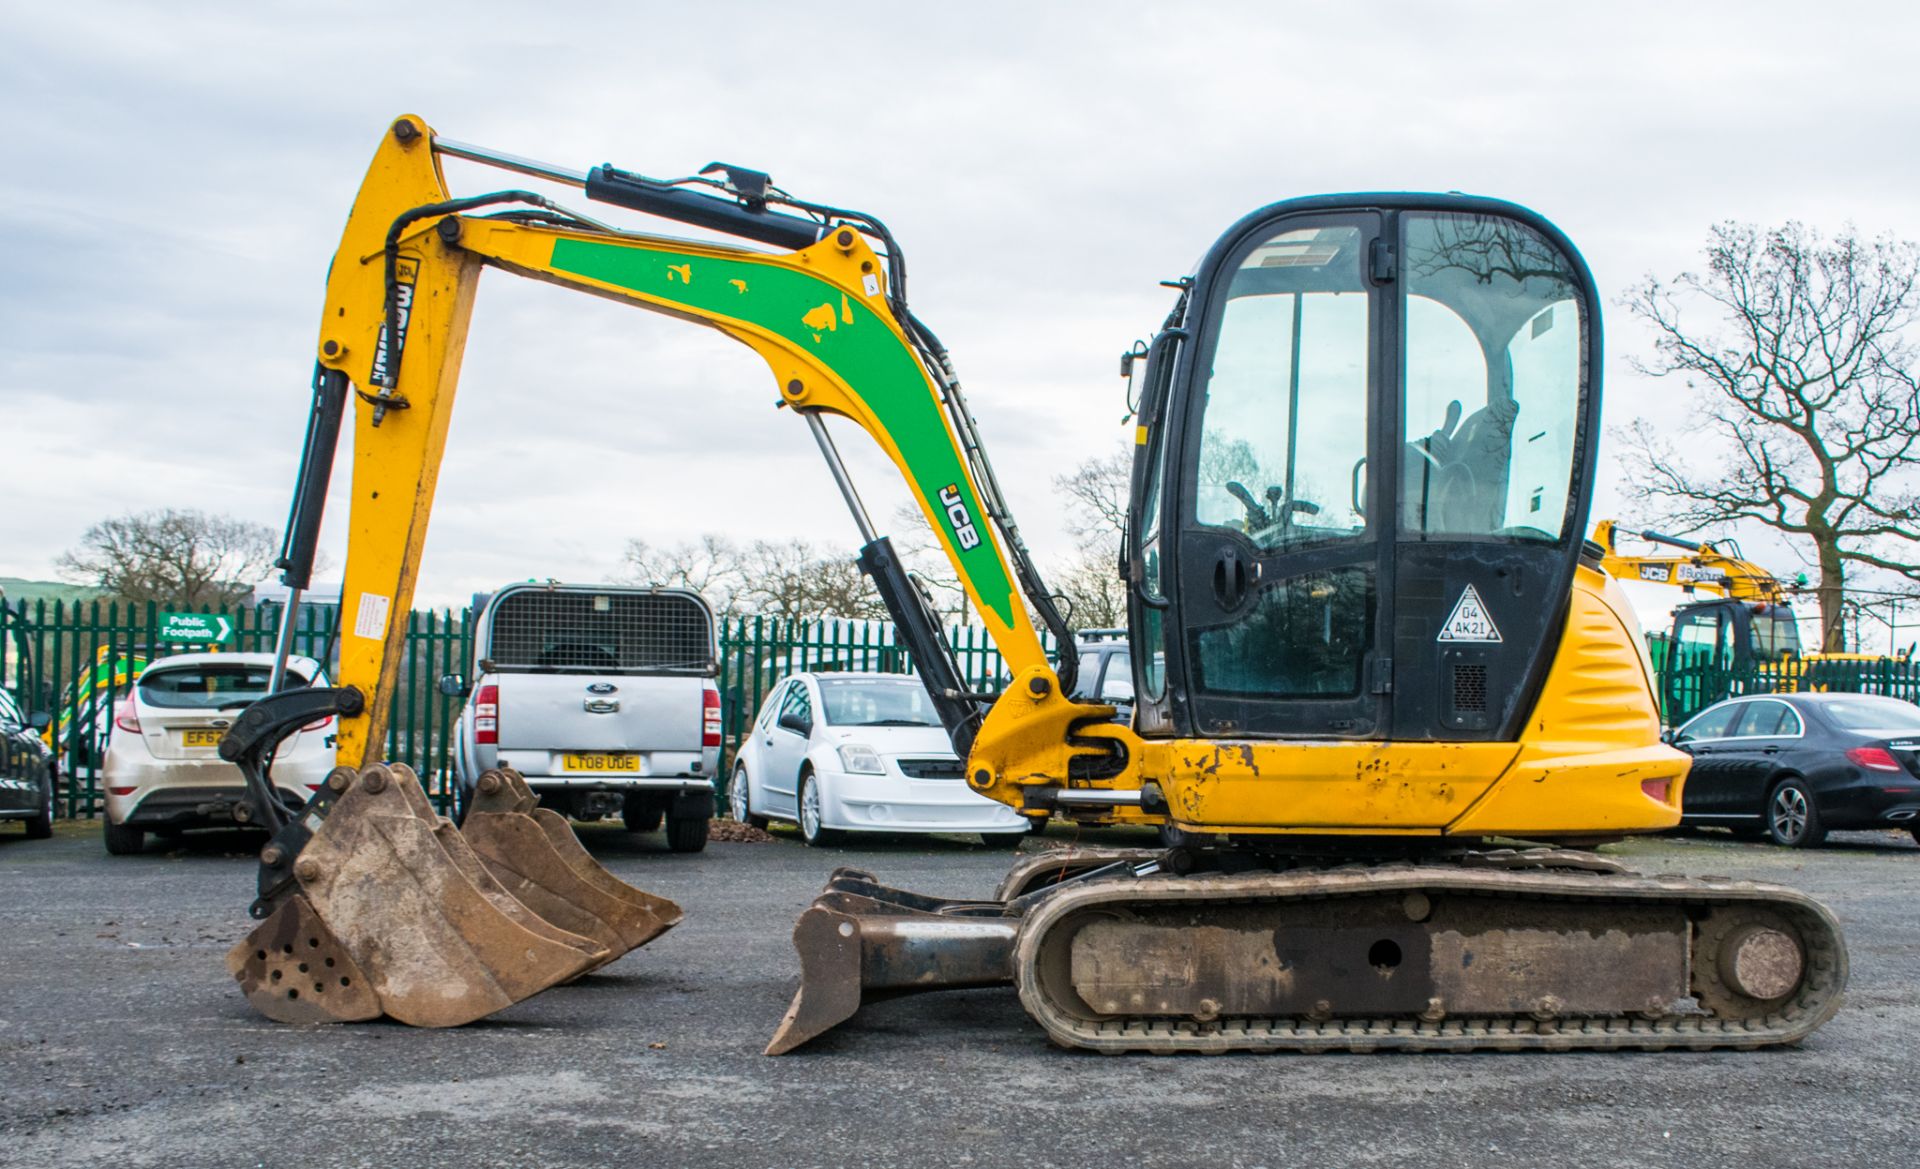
[1012, 867, 1847, 1053]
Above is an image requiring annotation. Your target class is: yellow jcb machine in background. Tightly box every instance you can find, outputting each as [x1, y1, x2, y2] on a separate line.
[1593, 520, 1886, 721]
[223, 115, 1845, 1051]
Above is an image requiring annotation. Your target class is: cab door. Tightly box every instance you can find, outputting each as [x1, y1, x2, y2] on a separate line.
[1159, 198, 1599, 742]
[1170, 212, 1390, 738]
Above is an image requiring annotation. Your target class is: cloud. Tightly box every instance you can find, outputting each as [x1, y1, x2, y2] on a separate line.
[3, 0, 1918, 610]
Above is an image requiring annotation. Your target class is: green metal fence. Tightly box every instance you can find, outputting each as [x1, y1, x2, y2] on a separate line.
[0, 599, 1035, 820]
[0, 598, 471, 818]
[1650, 631, 1920, 725]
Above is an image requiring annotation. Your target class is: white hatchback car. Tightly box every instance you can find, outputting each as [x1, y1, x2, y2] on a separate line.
[729, 672, 1028, 846]
[100, 652, 336, 855]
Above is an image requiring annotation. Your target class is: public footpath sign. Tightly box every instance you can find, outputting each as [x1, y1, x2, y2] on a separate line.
[157, 612, 235, 645]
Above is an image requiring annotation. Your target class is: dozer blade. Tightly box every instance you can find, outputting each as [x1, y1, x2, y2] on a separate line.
[227, 763, 610, 1027]
[766, 867, 1018, 1055]
[460, 769, 682, 968]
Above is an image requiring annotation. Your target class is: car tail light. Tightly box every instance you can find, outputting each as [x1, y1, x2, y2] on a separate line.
[1846, 745, 1903, 772]
[108, 786, 136, 796]
[113, 693, 141, 734]
[702, 685, 722, 749]
[474, 684, 499, 745]
[300, 714, 334, 734]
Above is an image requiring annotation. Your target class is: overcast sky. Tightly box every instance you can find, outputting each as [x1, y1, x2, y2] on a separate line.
[3, 1, 1917, 639]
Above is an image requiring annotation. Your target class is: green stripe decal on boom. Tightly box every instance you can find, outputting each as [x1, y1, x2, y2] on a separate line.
[546, 237, 1018, 628]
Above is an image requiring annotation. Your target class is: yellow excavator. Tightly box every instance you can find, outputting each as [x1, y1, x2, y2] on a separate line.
[222, 114, 1846, 1052]
[1593, 521, 1888, 721]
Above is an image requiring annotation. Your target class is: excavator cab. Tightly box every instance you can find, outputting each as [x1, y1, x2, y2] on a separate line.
[1126, 199, 1597, 743]
[1665, 598, 1805, 721]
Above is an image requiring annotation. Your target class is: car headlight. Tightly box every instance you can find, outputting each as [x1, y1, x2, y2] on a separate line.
[836, 743, 886, 775]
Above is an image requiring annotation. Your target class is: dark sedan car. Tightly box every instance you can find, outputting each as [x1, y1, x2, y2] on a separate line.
[1671, 692, 1920, 847]
[0, 688, 55, 840]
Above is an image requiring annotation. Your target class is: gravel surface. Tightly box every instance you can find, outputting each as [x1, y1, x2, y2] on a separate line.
[1, 817, 1915, 1169]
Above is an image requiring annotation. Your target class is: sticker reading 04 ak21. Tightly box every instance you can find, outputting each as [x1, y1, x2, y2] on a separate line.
[1437, 584, 1502, 643]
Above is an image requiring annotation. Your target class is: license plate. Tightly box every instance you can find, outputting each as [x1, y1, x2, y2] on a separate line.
[562, 752, 640, 772]
[182, 729, 224, 748]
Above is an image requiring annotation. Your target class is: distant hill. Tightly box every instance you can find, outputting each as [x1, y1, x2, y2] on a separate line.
[0, 577, 110, 609]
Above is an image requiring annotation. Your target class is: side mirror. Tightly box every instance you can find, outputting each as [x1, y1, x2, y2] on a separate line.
[438, 673, 470, 699]
[1660, 727, 1678, 745]
[777, 710, 812, 736]
[28, 710, 52, 732]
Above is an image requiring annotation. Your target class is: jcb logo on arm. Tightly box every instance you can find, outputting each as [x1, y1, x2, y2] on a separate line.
[939, 484, 981, 550]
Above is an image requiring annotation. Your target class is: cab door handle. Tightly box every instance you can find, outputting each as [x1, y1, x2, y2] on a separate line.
[1213, 550, 1250, 611]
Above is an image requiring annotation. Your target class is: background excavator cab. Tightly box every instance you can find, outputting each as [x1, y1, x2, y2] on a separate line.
[1126, 197, 1599, 742]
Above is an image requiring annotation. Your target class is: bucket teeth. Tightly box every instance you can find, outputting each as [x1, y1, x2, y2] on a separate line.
[228, 763, 676, 1028]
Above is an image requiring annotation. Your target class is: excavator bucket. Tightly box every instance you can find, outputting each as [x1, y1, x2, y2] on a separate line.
[458, 769, 683, 968]
[226, 763, 614, 1027]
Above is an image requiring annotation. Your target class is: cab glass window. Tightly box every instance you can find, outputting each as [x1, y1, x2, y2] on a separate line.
[1192, 567, 1372, 698]
[1401, 213, 1582, 542]
[1191, 225, 1370, 549]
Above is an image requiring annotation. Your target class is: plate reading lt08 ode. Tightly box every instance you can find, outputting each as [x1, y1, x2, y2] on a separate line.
[562, 753, 640, 772]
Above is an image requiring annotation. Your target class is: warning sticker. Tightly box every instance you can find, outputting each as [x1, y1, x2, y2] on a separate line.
[354, 592, 391, 642]
[1437, 584, 1502, 643]
[862, 272, 881, 297]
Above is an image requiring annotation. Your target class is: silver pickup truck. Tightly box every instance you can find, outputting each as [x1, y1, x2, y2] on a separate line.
[444, 583, 720, 852]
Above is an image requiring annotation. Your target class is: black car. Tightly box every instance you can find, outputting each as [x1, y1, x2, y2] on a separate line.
[0, 688, 55, 840]
[1670, 692, 1920, 847]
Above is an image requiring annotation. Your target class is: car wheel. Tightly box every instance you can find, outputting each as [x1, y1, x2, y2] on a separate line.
[1910, 823, 1920, 848]
[1766, 777, 1826, 848]
[23, 775, 53, 840]
[729, 766, 769, 830]
[664, 809, 709, 853]
[102, 817, 145, 856]
[623, 792, 663, 833]
[452, 780, 473, 828]
[798, 772, 840, 847]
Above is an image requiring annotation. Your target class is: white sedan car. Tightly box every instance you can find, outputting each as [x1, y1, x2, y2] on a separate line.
[729, 672, 1028, 847]
[100, 652, 336, 855]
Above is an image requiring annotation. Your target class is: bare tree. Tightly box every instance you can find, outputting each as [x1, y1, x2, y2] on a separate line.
[622, 534, 750, 614]
[1050, 446, 1132, 631]
[620, 534, 884, 622]
[57, 509, 278, 608]
[1623, 222, 1920, 651]
[736, 539, 886, 622]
